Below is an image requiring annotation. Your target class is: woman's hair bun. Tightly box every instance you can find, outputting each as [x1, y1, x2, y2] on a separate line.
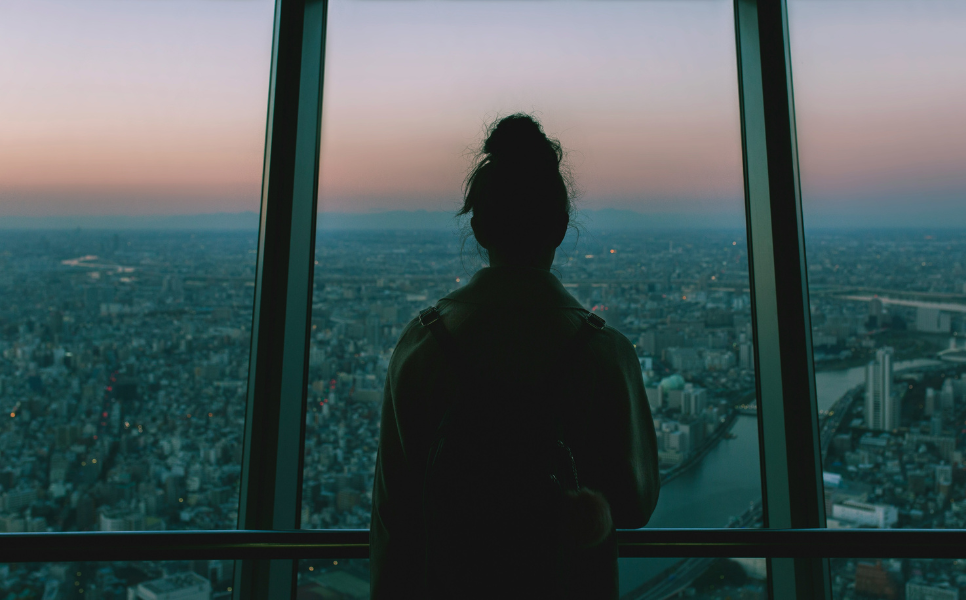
[459, 113, 574, 255]
[482, 114, 561, 167]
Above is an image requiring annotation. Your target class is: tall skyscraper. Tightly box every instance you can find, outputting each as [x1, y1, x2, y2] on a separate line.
[365, 312, 382, 349]
[681, 383, 707, 417]
[867, 298, 884, 329]
[865, 347, 897, 431]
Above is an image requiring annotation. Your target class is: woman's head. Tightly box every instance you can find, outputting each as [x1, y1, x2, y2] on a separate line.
[460, 114, 574, 262]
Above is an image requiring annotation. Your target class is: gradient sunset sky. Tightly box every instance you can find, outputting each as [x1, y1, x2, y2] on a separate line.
[1, 0, 963, 226]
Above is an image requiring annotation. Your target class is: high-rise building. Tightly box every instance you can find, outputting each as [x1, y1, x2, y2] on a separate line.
[678, 417, 705, 453]
[644, 385, 663, 412]
[941, 379, 955, 414]
[365, 312, 381, 349]
[917, 307, 951, 334]
[865, 347, 898, 431]
[936, 463, 953, 494]
[665, 347, 702, 372]
[681, 383, 707, 417]
[738, 340, 754, 371]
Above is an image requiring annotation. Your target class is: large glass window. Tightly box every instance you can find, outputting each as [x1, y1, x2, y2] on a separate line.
[829, 557, 966, 600]
[297, 559, 370, 600]
[1, 560, 235, 599]
[0, 1, 274, 532]
[789, 0, 966, 596]
[294, 557, 769, 600]
[303, 0, 763, 594]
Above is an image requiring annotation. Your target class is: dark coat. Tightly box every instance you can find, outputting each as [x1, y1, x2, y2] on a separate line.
[370, 266, 660, 598]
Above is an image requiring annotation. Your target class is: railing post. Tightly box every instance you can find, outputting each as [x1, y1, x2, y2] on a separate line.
[733, 0, 830, 597]
[234, 0, 327, 598]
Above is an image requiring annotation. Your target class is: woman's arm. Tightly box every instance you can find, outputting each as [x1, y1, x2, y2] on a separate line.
[370, 380, 424, 599]
[579, 328, 660, 529]
[614, 340, 661, 527]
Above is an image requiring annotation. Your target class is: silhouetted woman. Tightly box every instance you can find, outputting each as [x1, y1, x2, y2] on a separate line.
[370, 115, 659, 599]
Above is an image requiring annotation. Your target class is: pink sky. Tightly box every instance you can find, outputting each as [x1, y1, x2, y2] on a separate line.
[789, 0, 966, 223]
[0, 0, 275, 216]
[1, 0, 964, 224]
[315, 0, 743, 216]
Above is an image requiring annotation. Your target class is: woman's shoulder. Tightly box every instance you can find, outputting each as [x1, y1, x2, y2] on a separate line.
[554, 308, 634, 353]
[388, 303, 638, 380]
[389, 314, 434, 368]
[584, 318, 639, 371]
[387, 302, 472, 378]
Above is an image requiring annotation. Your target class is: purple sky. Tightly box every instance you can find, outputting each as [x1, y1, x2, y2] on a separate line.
[1, 0, 963, 226]
[789, 0, 966, 226]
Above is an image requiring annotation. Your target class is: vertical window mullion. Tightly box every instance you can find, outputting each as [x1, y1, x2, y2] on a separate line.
[733, 0, 829, 597]
[235, 0, 327, 598]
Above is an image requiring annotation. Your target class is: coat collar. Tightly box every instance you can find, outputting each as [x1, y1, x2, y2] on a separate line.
[443, 266, 584, 309]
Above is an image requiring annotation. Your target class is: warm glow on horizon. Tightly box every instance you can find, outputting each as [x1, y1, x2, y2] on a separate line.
[789, 0, 966, 224]
[0, 0, 274, 216]
[0, 0, 963, 226]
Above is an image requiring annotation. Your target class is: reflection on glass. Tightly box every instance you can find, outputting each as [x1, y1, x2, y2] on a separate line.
[0, 560, 234, 599]
[304, 0, 760, 593]
[0, 0, 274, 532]
[790, 0, 966, 595]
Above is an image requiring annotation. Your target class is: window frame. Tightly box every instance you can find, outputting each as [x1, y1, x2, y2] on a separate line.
[734, 0, 829, 596]
[235, 1, 327, 598]
[0, 0, 847, 599]
[242, 0, 832, 597]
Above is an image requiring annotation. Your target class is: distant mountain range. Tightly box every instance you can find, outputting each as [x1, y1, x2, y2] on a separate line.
[0, 209, 746, 231]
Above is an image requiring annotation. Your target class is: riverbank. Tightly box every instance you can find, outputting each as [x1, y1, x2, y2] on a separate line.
[619, 362, 945, 596]
[620, 416, 761, 593]
[815, 334, 947, 372]
[659, 410, 740, 486]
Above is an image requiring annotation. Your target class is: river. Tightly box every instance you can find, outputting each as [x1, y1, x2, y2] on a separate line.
[814, 358, 943, 412]
[619, 415, 762, 592]
[618, 358, 944, 594]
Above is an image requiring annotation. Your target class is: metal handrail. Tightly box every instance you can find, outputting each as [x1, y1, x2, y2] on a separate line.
[2, 528, 965, 563]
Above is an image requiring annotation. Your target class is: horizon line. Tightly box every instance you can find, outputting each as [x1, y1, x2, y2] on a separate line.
[1, 209, 963, 231]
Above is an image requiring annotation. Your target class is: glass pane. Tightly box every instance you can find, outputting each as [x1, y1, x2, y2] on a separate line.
[621, 557, 768, 599]
[0, 560, 235, 599]
[789, 1, 966, 531]
[297, 559, 370, 600]
[0, 1, 274, 531]
[830, 558, 965, 600]
[304, 0, 761, 590]
[295, 558, 769, 599]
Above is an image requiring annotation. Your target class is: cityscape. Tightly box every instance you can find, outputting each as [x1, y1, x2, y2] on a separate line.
[1, 226, 965, 598]
[808, 230, 966, 600]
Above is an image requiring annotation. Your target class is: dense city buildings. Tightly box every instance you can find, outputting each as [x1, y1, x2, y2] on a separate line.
[0, 226, 764, 598]
[808, 231, 966, 599]
[0, 560, 234, 600]
[298, 228, 759, 531]
[4, 226, 966, 598]
[0, 231, 255, 539]
[831, 558, 966, 600]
